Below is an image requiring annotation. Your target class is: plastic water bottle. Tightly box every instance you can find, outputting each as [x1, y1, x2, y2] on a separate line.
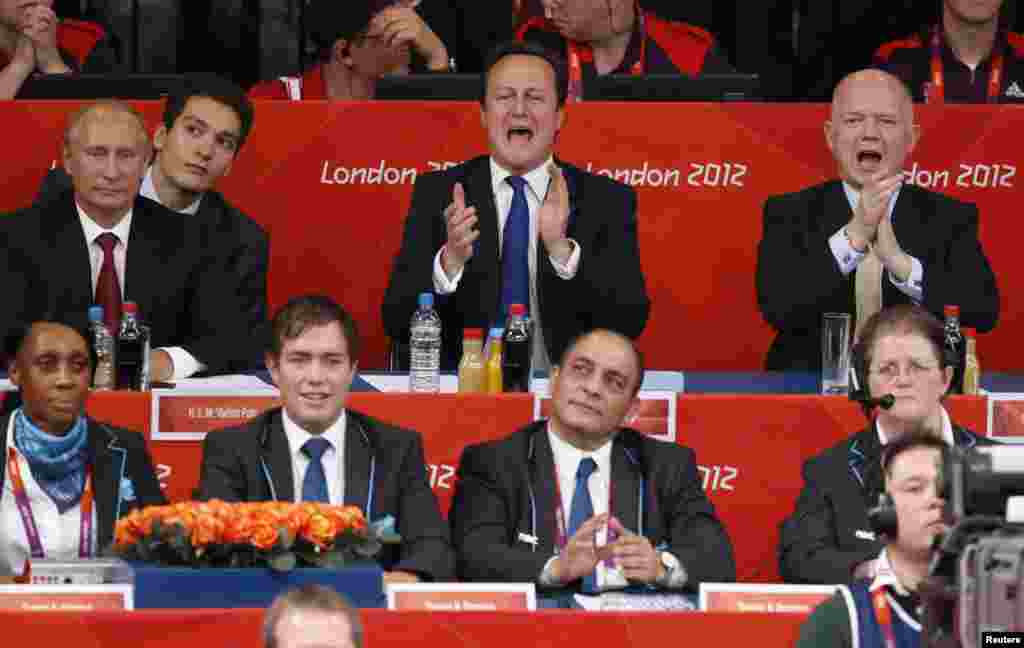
[87, 306, 116, 390]
[409, 292, 441, 393]
[117, 302, 151, 391]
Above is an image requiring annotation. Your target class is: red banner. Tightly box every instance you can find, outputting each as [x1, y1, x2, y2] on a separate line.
[1, 101, 1022, 371]
[72, 390, 987, 583]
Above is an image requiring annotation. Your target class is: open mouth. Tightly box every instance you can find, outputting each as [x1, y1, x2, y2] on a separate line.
[856, 150, 883, 171]
[507, 127, 534, 145]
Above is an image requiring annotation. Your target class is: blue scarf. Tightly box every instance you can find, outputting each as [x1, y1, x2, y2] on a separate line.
[13, 409, 89, 514]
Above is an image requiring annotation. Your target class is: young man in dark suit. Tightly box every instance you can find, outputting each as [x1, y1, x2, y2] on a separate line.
[756, 69, 998, 371]
[0, 100, 252, 380]
[382, 40, 650, 371]
[449, 329, 735, 594]
[198, 295, 454, 584]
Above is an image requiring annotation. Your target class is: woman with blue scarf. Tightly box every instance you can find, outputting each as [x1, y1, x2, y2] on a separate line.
[1, 321, 165, 577]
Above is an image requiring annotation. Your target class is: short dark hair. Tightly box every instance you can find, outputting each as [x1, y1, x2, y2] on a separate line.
[306, 0, 398, 60]
[481, 40, 569, 107]
[267, 295, 361, 361]
[162, 74, 255, 152]
[263, 585, 363, 648]
[881, 430, 948, 481]
[557, 329, 645, 396]
[5, 319, 96, 373]
[852, 304, 948, 381]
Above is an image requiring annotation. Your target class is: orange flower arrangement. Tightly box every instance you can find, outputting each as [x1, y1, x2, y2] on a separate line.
[112, 500, 396, 571]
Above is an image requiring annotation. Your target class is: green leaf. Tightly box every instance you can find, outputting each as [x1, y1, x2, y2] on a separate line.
[268, 551, 297, 573]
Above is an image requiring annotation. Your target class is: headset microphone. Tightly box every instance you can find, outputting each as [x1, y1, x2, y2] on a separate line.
[848, 366, 896, 411]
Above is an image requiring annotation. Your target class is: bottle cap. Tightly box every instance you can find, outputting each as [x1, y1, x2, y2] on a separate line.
[509, 303, 526, 316]
[88, 305, 103, 322]
[463, 328, 483, 340]
[962, 327, 977, 338]
[418, 292, 434, 308]
[489, 327, 504, 339]
[943, 305, 960, 317]
[123, 302, 138, 315]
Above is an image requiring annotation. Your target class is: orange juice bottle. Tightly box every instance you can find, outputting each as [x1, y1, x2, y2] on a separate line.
[485, 327, 504, 393]
[458, 328, 486, 392]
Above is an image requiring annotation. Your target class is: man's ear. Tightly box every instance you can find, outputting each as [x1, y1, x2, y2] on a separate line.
[333, 39, 352, 65]
[265, 352, 280, 386]
[153, 124, 168, 153]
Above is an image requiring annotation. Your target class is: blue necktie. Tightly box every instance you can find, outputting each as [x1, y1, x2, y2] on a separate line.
[301, 437, 331, 503]
[567, 457, 598, 592]
[502, 176, 531, 318]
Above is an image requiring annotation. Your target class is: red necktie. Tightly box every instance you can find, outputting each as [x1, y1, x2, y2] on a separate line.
[94, 232, 122, 334]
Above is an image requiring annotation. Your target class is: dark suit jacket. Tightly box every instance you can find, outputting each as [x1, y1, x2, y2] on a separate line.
[756, 180, 999, 370]
[0, 191, 252, 374]
[382, 155, 651, 370]
[449, 421, 736, 591]
[197, 408, 455, 582]
[32, 169, 269, 367]
[778, 420, 993, 584]
[0, 412, 167, 552]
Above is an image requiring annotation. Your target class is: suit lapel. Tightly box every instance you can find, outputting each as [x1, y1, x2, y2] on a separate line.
[890, 186, 926, 259]
[261, 414, 295, 502]
[87, 419, 122, 549]
[123, 198, 165, 308]
[464, 157, 502, 319]
[51, 195, 95, 305]
[0, 412, 10, 489]
[343, 415, 372, 516]
[822, 180, 855, 237]
[610, 435, 641, 536]
[529, 428, 560, 550]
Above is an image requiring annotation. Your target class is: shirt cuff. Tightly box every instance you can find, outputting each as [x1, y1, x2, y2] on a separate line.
[888, 254, 924, 302]
[433, 247, 462, 294]
[829, 227, 866, 276]
[538, 556, 561, 587]
[547, 239, 580, 279]
[158, 346, 205, 380]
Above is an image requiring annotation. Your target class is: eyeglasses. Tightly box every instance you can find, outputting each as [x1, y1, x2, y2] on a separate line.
[869, 360, 940, 382]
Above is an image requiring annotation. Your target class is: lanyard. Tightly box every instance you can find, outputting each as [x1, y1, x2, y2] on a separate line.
[566, 8, 646, 103]
[551, 458, 618, 567]
[6, 447, 94, 560]
[871, 587, 898, 648]
[928, 25, 1004, 104]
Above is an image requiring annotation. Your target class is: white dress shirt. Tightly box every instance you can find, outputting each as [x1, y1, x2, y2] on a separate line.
[0, 415, 97, 577]
[538, 425, 686, 590]
[76, 202, 204, 380]
[140, 166, 202, 215]
[281, 408, 347, 504]
[827, 183, 924, 301]
[432, 157, 581, 370]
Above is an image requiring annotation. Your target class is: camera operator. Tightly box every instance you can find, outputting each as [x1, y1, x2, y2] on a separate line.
[797, 432, 949, 648]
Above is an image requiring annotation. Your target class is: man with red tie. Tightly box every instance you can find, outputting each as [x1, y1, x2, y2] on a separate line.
[0, 100, 251, 382]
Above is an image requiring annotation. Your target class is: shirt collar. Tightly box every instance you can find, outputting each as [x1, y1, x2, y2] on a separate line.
[490, 155, 555, 202]
[141, 166, 203, 215]
[77, 202, 133, 246]
[842, 180, 902, 220]
[876, 405, 955, 447]
[280, 407, 347, 462]
[869, 547, 911, 594]
[546, 422, 613, 478]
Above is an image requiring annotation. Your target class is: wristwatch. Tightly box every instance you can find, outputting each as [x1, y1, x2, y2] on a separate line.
[657, 551, 680, 586]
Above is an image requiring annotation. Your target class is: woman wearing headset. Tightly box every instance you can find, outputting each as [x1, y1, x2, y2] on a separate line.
[777, 303, 993, 585]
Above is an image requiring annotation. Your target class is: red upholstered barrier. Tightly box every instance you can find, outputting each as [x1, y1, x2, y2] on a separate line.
[58, 391, 990, 583]
[0, 609, 806, 647]
[0, 101, 1020, 371]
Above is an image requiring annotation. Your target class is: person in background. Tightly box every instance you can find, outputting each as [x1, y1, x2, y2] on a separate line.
[264, 584, 363, 648]
[249, 0, 450, 101]
[778, 304, 994, 585]
[450, 329, 735, 596]
[756, 69, 998, 370]
[198, 295, 454, 584]
[0, 100, 253, 381]
[382, 40, 650, 371]
[517, 0, 732, 101]
[0, 0, 118, 99]
[875, 0, 1024, 103]
[0, 320, 165, 578]
[796, 432, 949, 648]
